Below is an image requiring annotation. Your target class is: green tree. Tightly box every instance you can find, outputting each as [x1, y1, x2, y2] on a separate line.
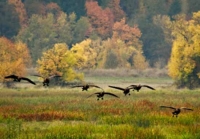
[0, 0, 20, 39]
[16, 12, 75, 64]
[72, 17, 91, 44]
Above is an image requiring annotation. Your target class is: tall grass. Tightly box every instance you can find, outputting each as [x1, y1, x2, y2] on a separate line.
[0, 76, 200, 138]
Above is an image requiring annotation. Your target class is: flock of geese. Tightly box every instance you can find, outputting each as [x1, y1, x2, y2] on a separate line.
[3, 74, 193, 117]
[4, 74, 61, 86]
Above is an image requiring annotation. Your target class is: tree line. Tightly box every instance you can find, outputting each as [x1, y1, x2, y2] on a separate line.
[0, 0, 200, 88]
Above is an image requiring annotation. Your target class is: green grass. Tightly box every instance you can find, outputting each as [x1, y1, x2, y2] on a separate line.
[0, 76, 200, 139]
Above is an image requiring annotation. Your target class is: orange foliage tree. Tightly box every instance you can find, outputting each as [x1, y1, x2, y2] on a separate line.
[112, 18, 142, 46]
[8, 0, 28, 27]
[0, 37, 31, 81]
[108, 0, 125, 22]
[85, 0, 114, 39]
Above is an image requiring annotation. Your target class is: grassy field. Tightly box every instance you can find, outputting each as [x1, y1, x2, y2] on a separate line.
[0, 76, 200, 139]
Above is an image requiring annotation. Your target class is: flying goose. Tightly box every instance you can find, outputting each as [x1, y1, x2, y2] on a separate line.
[108, 85, 134, 96]
[160, 106, 193, 117]
[87, 91, 119, 100]
[128, 84, 155, 92]
[4, 74, 36, 85]
[34, 75, 61, 86]
[72, 84, 103, 91]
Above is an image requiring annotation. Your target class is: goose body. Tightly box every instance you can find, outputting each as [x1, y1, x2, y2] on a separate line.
[72, 84, 102, 91]
[87, 91, 119, 100]
[128, 84, 155, 92]
[34, 75, 61, 86]
[108, 85, 133, 96]
[160, 106, 193, 117]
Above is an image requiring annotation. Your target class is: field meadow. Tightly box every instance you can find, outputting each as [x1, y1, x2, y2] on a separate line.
[0, 74, 200, 139]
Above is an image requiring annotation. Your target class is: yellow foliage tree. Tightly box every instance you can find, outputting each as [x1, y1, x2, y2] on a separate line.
[91, 38, 148, 69]
[37, 43, 83, 81]
[0, 37, 31, 81]
[168, 12, 200, 88]
[70, 39, 97, 69]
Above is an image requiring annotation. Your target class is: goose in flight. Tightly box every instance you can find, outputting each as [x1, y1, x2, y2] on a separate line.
[128, 84, 155, 92]
[4, 74, 36, 85]
[160, 106, 193, 117]
[108, 85, 134, 96]
[87, 91, 119, 100]
[34, 75, 61, 86]
[72, 84, 103, 91]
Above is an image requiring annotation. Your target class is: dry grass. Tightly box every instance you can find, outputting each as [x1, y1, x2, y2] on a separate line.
[82, 68, 169, 78]
[0, 75, 199, 138]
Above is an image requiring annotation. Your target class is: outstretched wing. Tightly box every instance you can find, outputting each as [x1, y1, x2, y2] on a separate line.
[180, 107, 193, 111]
[88, 84, 103, 90]
[71, 85, 84, 88]
[20, 77, 36, 85]
[128, 85, 137, 87]
[108, 85, 125, 91]
[160, 106, 176, 110]
[87, 92, 100, 98]
[104, 92, 119, 98]
[141, 85, 155, 90]
[49, 75, 62, 79]
[4, 75, 18, 79]
[33, 75, 43, 78]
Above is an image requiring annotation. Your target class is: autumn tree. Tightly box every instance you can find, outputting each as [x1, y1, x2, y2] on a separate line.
[37, 43, 84, 81]
[70, 39, 97, 69]
[112, 18, 142, 46]
[8, 0, 28, 27]
[85, 0, 114, 39]
[108, 0, 125, 22]
[89, 38, 148, 69]
[109, 18, 148, 69]
[45, 2, 62, 17]
[0, 37, 31, 81]
[23, 0, 46, 18]
[168, 12, 200, 88]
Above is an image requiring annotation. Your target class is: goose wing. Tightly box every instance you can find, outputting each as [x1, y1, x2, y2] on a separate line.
[87, 92, 100, 98]
[160, 106, 176, 110]
[88, 84, 100, 88]
[71, 85, 84, 88]
[4, 75, 18, 79]
[141, 85, 155, 90]
[104, 92, 119, 98]
[33, 75, 43, 78]
[180, 107, 193, 111]
[49, 75, 62, 79]
[108, 85, 125, 91]
[20, 77, 36, 85]
[88, 84, 103, 90]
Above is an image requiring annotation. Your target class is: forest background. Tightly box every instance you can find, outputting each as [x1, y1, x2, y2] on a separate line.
[1, 0, 200, 88]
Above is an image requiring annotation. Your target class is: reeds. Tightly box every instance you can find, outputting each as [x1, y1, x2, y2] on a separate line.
[0, 88, 199, 138]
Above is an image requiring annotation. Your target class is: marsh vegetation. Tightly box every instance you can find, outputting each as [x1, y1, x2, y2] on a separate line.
[0, 75, 200, 139]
